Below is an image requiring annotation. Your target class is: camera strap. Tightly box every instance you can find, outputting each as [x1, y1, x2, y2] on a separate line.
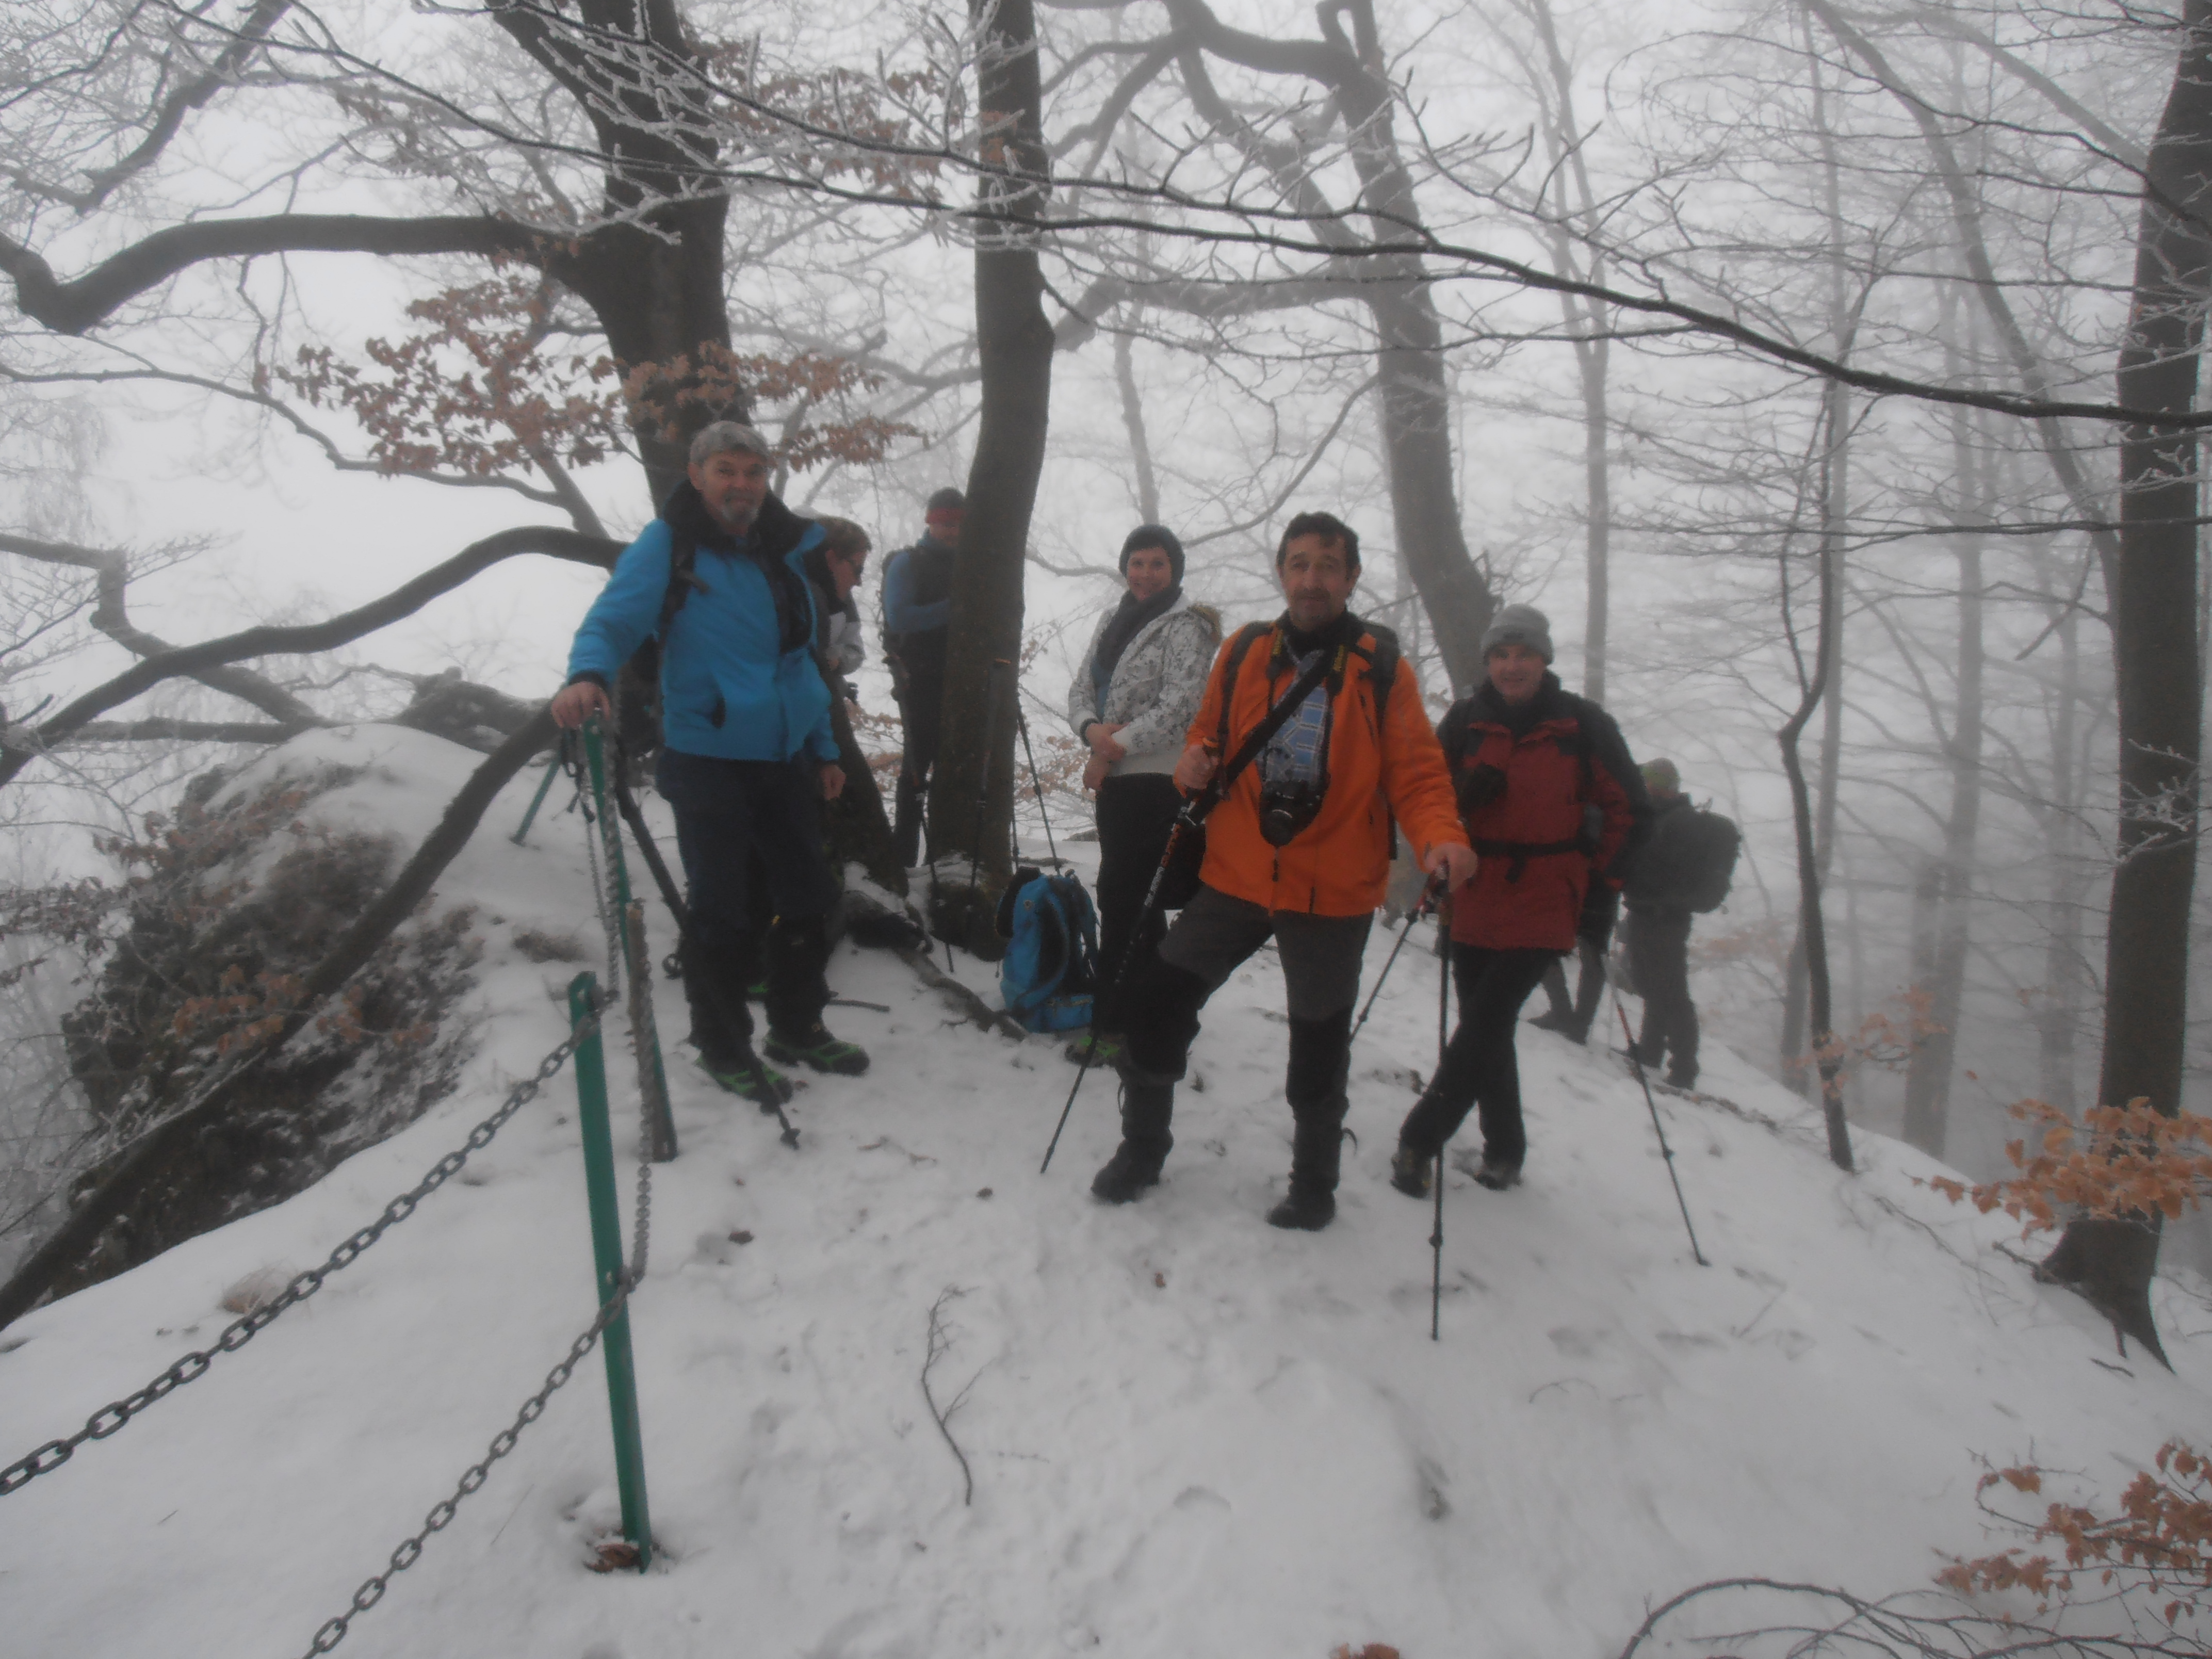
[1195, 637, 1339, 819]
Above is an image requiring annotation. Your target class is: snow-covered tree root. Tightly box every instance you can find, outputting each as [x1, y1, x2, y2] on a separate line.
[0, 710, 557, 1331]
[1618, 1577, 2202, 1659]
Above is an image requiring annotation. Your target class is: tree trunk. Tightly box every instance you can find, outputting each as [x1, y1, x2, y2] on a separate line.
[1114, 323, 1162, 525]
[928, 0, 1053, 945]
[1901, 409, 1989, 1157]
[1777, 468, 1854, 1172]
[2036, 2, 2212, 1365]
[2037, 576, 2089, 1113]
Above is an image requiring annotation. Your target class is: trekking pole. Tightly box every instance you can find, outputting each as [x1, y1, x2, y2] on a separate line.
[1615, 999, 1709, 1267]
[955, 658, 1012, 963]
[592, 726, 801, 1149]
[1014, 702, 1060, 869]
[1040, 805, 1194, 1175]
[1432, 889, 1453, 1342]
[510, 752, 562, 845]
[1349, 875, 1443, 1045]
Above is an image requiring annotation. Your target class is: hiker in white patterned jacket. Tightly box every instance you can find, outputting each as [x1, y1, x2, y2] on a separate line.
[1064, 525, 1221, 1067]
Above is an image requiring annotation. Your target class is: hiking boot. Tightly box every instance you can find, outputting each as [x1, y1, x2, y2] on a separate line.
[1472, 1157, 1523, 1192]
[1529, 1009, 1574, 1035]
[1268, 1093, 1346, 1231]
[1666, 1066, 1699, 1092]
[1266, 1188, 1336, 1230]
[1064, 1031, 1126, 1068]
[693, 1049, 793, 1108]
[1091, 1139, 1168, 1203]
[1389, 1144, 1434, 1199]
[1092, 1075, 1174, 1203]
[764, 1023, 870, 1076]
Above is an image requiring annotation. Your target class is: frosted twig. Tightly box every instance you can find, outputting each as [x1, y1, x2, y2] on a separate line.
[922, 1287, 980, 1507]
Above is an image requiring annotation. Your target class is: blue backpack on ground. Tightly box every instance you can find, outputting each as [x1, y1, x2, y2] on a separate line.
[994, 866, 1098, 1033]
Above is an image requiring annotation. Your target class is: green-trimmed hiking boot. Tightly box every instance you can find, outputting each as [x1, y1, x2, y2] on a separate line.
[693, 1049, 793, 1108]
[1063, 1031, 1126, 1068]
[765, 1023, 870, 1076]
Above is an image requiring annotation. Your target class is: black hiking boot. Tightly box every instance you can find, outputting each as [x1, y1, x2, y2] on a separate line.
[1092, 1076, 1174, 1204]
[765, 1022, 870, 1076]
[1529, 1009, 1575, 1035]
[1666, 1066, 1699, 1092]
[1093, 1079, 1177, 1212]
[693, 1049, 793, 1108]
[1472, 1156, 1523, 1192]
[1267, 1093, 1346, 1231]
[1389, 1143, 1434, 1199]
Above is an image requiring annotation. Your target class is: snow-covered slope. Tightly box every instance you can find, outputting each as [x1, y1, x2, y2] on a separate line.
[4, 726, 2206, 1659]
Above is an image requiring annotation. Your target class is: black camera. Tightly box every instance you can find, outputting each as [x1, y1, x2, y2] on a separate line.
[1259, 782, 1324, 847]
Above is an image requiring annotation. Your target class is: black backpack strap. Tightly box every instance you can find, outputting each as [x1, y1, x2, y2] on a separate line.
[654, 528, 703, 644]
[1357, 622, 1401, 739]
[1214, 621, 1275, 759]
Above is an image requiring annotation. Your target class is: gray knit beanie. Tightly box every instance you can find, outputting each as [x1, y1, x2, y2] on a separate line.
[1480, 603, 1554, 661]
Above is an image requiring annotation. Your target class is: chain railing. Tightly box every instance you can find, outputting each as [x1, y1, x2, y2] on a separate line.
[299, 1279, 632, 1656]
[0, 1012, 598, 1498]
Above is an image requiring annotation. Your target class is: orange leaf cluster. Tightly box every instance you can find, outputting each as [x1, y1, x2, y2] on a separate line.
[622, 340, 917, 468]
[1939, 1442, 2212, 1628]
[172, 965, 308, 1055]
[270, 274, 629, 479]
[1922, 1098, 2212, 1233]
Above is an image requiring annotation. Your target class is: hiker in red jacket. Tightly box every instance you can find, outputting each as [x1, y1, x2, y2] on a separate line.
[1390, 605, 1647, 1194]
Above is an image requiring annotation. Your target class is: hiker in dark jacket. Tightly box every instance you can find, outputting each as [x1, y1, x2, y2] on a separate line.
[881, 487, 963, 866]
[552, 421, 868, 1101]
[1622, 758, 1703, 1089]
[1064, 524, 1220, 1068]
[1391, 605, 1647, 1196]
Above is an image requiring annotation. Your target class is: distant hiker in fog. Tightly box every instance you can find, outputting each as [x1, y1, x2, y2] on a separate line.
[1532, 865, 1621, 1045]
[1064, 525, 1221, 1069]
[1621, 759, 1740, 1092]
[1095, 512, 1475, 1231]
[1391, 605, 1645, 1197]
[881, 487, 963, 867]
[807, 517, 870, 704]
[551, 421, 869, 1102]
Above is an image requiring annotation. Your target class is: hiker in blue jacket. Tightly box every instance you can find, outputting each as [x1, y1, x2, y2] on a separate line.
[551, 421, 869, 1098]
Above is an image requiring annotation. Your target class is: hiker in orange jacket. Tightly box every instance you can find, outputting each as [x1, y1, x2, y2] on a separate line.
[1094, 512, 1477, 1230]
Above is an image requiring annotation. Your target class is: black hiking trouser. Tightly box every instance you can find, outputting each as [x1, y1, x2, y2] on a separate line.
[1117, 885, 1372, 1180]
[1091, 772, 1183, 1034]
[658, 750, 838, 1062]
[1540, 883, 1619, 1033]
[1626, 906, 1698, 1084]
[888, 635, 946, 868]
[1398, 944, 1555, 1170]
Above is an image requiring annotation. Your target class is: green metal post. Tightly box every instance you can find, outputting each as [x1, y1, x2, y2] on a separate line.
[581, 721, 676, 1161]
[510, 754, 562, 845]
[567, 972, 652, 1569]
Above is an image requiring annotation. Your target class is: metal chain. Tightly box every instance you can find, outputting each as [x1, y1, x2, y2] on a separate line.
[562, 734, 622, 1004]
[592, 747, 630, 1001]
[0, 1015, 598, 1499]
[300, 1282, 631, 1657]
[630, 1113, 654, 1287]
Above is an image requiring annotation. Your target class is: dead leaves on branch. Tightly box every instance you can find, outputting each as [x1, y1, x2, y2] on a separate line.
[1940, 1442, 2212, 1631]
[267, 280, 914, 483]
[1922, 1098, 2212, 1233]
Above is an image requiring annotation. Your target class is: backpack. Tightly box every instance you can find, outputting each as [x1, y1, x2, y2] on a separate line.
[1679, 806, 1741, 913]
[994, 867, 1099, 1033]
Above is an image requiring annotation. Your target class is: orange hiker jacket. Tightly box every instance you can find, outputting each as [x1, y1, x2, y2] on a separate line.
[1185, 614, 1463, 917]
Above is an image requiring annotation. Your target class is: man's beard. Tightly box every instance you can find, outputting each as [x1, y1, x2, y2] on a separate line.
[707, 494, 758, 533]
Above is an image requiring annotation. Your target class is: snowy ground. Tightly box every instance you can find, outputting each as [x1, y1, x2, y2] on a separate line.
[3, 725, 2207, 1659]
